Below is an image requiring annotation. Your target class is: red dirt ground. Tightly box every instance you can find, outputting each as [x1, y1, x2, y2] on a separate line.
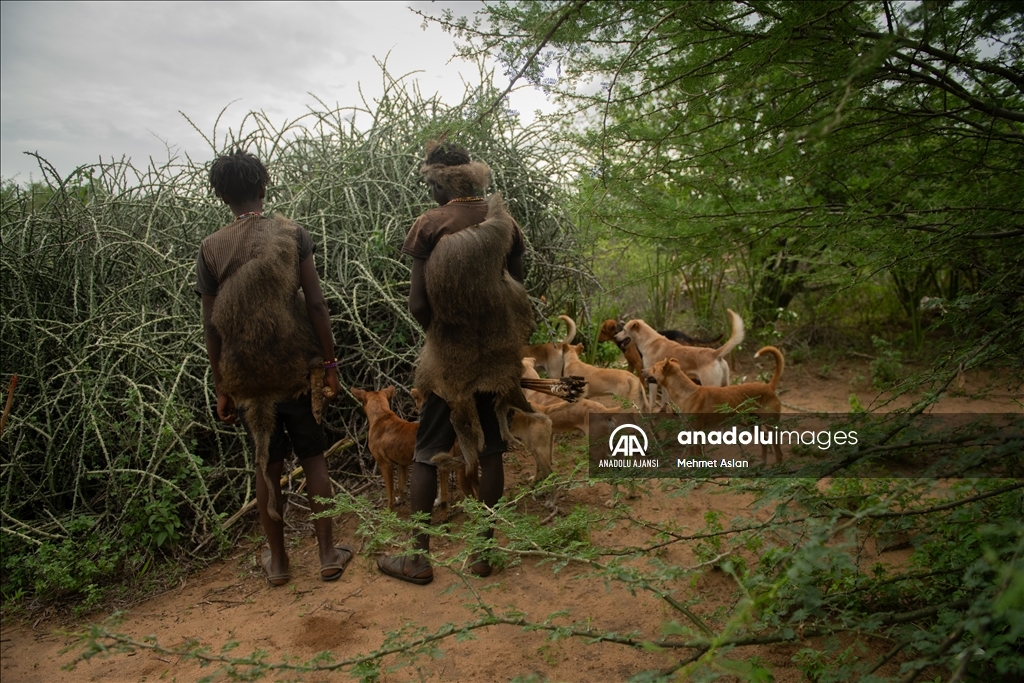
[1, 356, 1020, 682]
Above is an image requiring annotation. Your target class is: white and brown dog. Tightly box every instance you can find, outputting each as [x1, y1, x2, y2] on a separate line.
[615, 310, 745, 388]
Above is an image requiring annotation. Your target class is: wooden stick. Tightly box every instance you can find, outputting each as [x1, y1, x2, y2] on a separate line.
[0, 374, 17, 438]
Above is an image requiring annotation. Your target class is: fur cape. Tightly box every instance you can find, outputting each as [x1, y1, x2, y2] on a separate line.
[211, 217, 324, 520]
[413, 192, 536, 483]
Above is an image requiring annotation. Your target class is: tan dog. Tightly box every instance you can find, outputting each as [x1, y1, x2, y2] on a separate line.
[598, 319, 645, 377]
[522, 315, 576, 378]
[522, 357, 616, 435]
[350, 386, 416, 509]
[561, 343, 649, 411]
[428, 445, 475, 506]
[520, 357, 561, 406]
[535, 398, 617, 437]
[648, 346, 785, 462]
[614, 310, 744, 388]
[510, 409, 555, 482]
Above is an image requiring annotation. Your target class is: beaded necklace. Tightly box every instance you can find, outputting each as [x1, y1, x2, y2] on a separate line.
[445, 197, 484, 205]
[235, 211, 263, 221]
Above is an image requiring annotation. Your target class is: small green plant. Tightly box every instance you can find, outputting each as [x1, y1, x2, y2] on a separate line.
[693, 510, 724, 565]
[870, 335, 903, 389]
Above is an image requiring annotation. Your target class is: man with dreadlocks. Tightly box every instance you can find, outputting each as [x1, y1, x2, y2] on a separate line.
[376, 141, 530, 585]
[197, 149, 353, 585]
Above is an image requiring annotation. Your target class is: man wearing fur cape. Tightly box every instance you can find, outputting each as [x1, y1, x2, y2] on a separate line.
[377, 141, 534, 585]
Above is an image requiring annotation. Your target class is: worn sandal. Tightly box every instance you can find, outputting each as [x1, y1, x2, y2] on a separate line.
[376, 554, 433, 585]
[320, 545, 355, 582]
[469, 554, 493, 578]
[262, 549, 289, 587]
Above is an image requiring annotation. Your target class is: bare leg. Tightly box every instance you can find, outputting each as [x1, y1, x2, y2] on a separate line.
[302, 453, 351, 576]
[471, 451, 504, 576]
[410, 461, 437, 552]
[257, 459, 287, 579]
[478, 450, 504, 508]
[377, 460, 435, 584]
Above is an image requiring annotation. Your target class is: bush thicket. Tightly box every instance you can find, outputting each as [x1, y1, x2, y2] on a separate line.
[0, 68, 590, 608]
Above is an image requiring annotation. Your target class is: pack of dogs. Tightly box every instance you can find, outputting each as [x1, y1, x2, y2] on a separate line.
[352, 309, 787, 512]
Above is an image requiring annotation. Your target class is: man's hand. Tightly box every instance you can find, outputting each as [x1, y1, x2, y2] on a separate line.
[323, 367, 342, 402]
[216, 391, 237, 424]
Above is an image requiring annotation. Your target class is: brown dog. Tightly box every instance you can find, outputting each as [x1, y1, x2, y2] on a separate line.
[614, 310, 744, 388]
[350, 387, 416, 510]
[562, 342, 649, 411]
[648, 346, 785, 462]
[522, 315, 576, 378]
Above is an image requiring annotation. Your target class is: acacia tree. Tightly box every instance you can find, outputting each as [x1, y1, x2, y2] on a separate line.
[404, 2, 1024, 680]
[429, 0, 1023, 345]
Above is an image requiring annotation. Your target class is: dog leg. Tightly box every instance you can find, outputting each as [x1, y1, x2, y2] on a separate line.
[396, 463, 409, 506]
[379, 458, 395, 509]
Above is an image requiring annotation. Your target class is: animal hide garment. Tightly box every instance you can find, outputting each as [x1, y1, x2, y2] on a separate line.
[414, 193, 536, 482]
[211, 217, 324, 520]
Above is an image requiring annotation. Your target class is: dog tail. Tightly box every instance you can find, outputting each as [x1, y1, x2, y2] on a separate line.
[713, 309, 745, 360]
[558, 315, 577, 344]
[754, 346, 785, 390]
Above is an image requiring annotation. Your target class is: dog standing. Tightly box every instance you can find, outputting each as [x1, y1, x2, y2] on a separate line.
[597, 319, 646, 378]
[648, 346, 785, 463]
[522, 357, 616, 436]
[561, 342, 649, 411]
[350, 387, 416, 510]
[615, 310, 745, 389]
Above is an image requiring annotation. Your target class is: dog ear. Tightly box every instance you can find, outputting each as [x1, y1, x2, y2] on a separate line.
[384, 385, 395, 400]
[350, 387, 366, 400]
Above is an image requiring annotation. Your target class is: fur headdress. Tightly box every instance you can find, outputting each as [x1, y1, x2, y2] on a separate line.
[419, 140, 492, 198]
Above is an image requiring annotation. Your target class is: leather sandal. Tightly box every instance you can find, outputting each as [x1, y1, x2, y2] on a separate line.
[469, 554, 492, 578]
[320, 545, 354, 582]
[262, 549, 289, 587]
[377, 554, 433, 585]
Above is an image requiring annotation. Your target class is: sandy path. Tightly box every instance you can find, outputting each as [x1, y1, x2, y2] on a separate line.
[2, 357, 1019, 682]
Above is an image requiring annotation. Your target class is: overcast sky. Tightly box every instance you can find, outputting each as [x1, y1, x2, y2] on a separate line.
[1, 1, 552, 183]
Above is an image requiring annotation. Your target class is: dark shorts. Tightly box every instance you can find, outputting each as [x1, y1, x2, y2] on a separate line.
[240, 393, 328, 463]
[414, 392, 508, 464]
